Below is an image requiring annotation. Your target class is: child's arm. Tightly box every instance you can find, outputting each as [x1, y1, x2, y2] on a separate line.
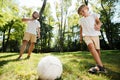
[94, 17, 102, 31]
[80, 26, 83, 43]
[22, 18, 34, 22]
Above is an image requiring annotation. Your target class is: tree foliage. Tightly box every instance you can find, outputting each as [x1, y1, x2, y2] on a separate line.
[100, 0, 120, 49]
[0, 0, 119, 52]
[0, 0, 25, 52]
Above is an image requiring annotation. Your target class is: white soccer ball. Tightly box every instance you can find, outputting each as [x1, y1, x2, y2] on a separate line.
[37, 56, 63, 80]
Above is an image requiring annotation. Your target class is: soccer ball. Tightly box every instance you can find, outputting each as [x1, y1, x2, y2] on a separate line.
[37, 56, 63, 80]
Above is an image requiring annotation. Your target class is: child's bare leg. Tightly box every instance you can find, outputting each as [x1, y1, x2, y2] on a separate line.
[19, 40, 28, 57]
[96, 49, 101, 57]
[88, 43, 103, 67]
[27, 42, 35, 57]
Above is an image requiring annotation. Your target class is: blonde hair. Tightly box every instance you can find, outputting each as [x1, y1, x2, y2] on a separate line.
[77, 4, 89, 14]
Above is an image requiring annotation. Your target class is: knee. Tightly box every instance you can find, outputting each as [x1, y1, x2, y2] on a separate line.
[31, 42, 35, 45]
[22, 40, 28, 45]
[88, 43, 94, 50]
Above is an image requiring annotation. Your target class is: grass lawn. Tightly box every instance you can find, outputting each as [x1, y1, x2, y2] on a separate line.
[0, 50, 120, 80]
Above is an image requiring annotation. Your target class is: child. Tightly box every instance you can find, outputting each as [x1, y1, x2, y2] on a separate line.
[17, 11, 40, 60]
[78, 4, 106, 74]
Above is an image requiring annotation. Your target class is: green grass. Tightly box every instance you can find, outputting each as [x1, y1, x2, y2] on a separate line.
[0, 50, 120, 80]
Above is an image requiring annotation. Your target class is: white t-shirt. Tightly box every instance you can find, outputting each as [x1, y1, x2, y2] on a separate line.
[26, 20, 40, 35]
[79, 13, 101, 36]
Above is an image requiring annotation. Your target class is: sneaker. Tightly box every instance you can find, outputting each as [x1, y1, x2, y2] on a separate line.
[88, 65, 107, 74]
[97, 65, 107, 73]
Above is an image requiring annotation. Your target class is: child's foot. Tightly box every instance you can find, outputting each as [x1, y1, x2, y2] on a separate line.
[25, 55, 30, 59]
[88, 65, 107, 74]
[16, 56, 22, 60]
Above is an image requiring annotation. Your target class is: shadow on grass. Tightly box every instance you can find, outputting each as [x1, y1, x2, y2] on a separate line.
[101, 51, 120, 67]
[0, 53, 18, 58]
[38, 77, 62, 80]
[0, 53, 18, 67]
[0, 53, 20, 67]
[0, 57, 27, 67]
[104, 68, 120, 80]
[0, 59, 17, 67]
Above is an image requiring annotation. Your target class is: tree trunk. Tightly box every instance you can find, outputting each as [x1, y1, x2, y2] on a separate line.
[2, 29, 6, 52]
[39, 0, 47, 22]
[56, 0, 64, 52]
[38, 0, 47, 52]
[84, 0, 88, 5]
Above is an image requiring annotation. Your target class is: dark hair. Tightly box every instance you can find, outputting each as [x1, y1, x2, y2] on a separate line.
[77, 4, 89, 14]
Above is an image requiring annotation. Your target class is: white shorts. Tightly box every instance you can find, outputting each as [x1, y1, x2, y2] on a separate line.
[83, 36, 100, 49]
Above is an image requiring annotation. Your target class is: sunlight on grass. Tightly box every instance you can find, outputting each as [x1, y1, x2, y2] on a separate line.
[0, 50, 120, 80]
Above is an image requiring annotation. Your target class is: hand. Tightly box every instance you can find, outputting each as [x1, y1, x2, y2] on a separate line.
[37, 34, 40, 39]
[94, 24, 100, 31]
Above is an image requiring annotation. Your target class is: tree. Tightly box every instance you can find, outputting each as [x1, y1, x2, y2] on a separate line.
[37, 0, 54, 52]
[0, 0, 22, 52]
[54, 0, 73, 52]
[100, 0, 119, 49]
[85, 0, 120, 50]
